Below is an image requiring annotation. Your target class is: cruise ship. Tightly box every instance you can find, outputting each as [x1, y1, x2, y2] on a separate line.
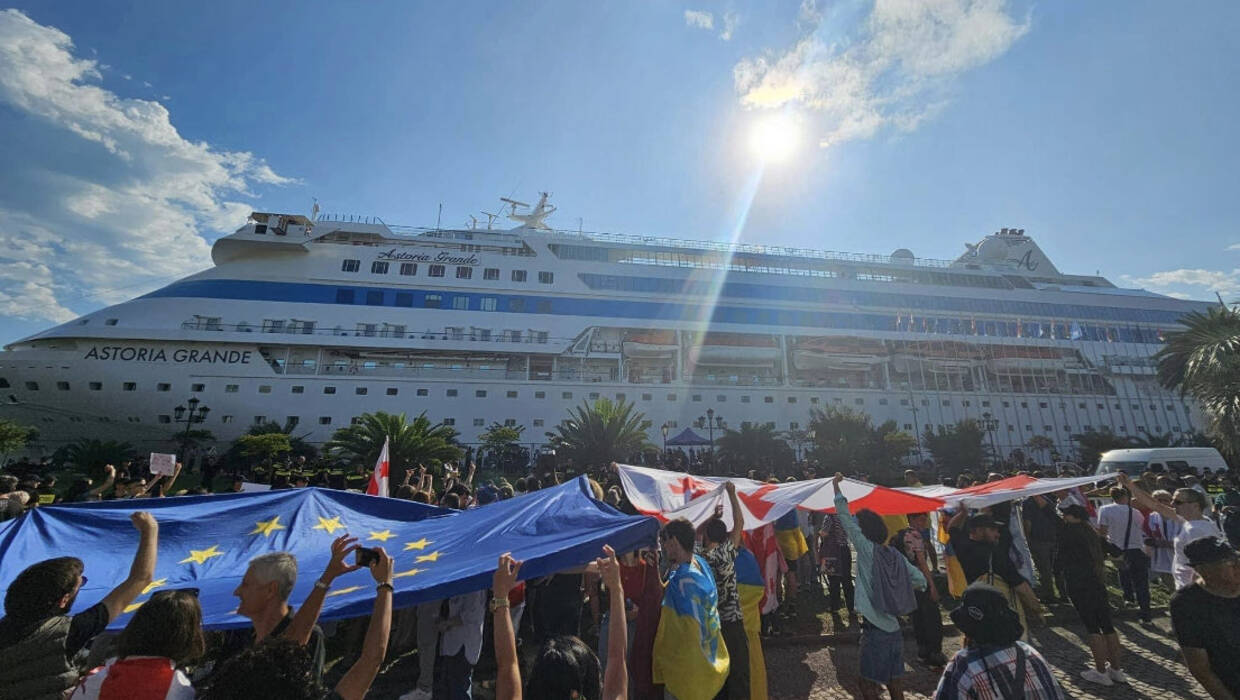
[0, 194, 1216, 461]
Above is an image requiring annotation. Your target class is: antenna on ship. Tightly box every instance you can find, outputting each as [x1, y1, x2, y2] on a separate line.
[500, 197, 529, 217]
[466, 215, 479, 230]
[436, 203, 443, 231]
[480, 211, 500, 230]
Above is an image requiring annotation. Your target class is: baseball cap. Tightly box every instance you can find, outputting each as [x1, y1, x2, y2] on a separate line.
[1185, 537, 1239, 568]
[966, 514, 1002, 531]
[949, 583, 1023, 646]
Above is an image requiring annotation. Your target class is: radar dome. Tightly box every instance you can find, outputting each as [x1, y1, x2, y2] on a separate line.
[890, 248, 915, 263]
[975, 237, 1007, 261]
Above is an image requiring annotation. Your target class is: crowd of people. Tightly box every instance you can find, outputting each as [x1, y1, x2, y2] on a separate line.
[1, 455, 1239, 699]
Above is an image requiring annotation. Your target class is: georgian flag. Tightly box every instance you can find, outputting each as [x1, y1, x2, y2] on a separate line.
[615, 464, 947, 530]
[366, 436, 390, 497]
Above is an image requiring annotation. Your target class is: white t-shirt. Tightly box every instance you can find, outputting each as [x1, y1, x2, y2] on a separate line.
[1173, 518, 1222, 589]
[1097, 503, 1146, 551]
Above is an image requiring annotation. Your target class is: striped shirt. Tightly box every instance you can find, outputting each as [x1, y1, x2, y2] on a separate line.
[933, 642, 1064, 700]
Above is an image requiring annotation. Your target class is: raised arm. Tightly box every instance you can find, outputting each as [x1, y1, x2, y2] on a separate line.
[725, 482, 744, 548]
[492, 553, 524, 700]
[1117, 473, 1177, 521]
[86, 465, 117, 499]
[334, 548, 394, 700]
[830, 473, 866, 549]
[157, 463, 184, 497]
[99, 512, 158, 621]
[598, 545, 629, 700]
[284, 535, 361, 646]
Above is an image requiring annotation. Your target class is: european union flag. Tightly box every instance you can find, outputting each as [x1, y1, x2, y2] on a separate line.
[0, 476, 658, 629]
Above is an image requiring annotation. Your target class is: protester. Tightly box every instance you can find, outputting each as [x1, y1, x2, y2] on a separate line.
[1095, 486, 1152, 622]
[0, 511, 158, 700]
[696, 482, 749, 699]
[1021, 493, 1063, 602]
[933, 584, 1065, 699]
[1118, 472, 1220, 589]
[200, 546, 394, 700]
[1055, 504, 1127, 686]
[1145, 489, 1181, 589]
[946, 510, 1043, 634]
[817, 512, 857, 628]
[653, 517, 729, 700]
[831, 472, 926, 700]
[1169, 536, 1240, 700]
[893, 512, 945, 667]
[493, 547, 630, 700]
[70, 589, 204, 699]
[435, 588, 487, 699]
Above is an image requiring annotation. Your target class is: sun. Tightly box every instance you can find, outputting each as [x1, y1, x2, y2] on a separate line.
[748, 113, 801, 164]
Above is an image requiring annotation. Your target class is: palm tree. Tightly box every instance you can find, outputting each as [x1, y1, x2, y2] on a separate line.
[545, 398, 651, 468]
[716, 423, 793, 470]
[326, 411, 462, 471]
[61, 439, 136, 478]
[1026, 435, 1055, 465]
[1155, 305, 1240, 458]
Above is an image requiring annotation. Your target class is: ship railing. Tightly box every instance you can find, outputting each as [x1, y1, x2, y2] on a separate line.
[688, 374, 785, 387]
[180, 321, 563, 345]
[290, 364, 532, 380]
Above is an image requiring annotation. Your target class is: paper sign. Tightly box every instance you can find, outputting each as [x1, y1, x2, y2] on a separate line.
[149, 453, 177, 476]
[239, 482, 272, 493]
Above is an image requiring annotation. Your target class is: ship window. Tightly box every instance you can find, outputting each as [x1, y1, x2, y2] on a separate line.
[456, 267, 473, 279]
[484, 268, 499, 280]
[563, 392, 574, 399]
[810, 397, 819, 404]
[395, 292, 413, 307]
[787, 396, 797, 404]
[447, 389, 458, 397]
[336, 289, 355, 304]
[533, 331, 549, 344]
[57, 381, 70, 390]
[904, 424, 913, 431]
[356, 387, 368, 395]
[921, 399, 929, 406]
[691, 394, 701, 402]
[120, 382, 137, 391]
[371, 261, 389, 274]
[0, 379, 7, 389]
[476, 390, 487, 398]
[512, 270, 527, 282]
[667, 393, 677, 401]
[366, 291, 384, 306]
[506, 390, 518, 398]
[505, 419, 517, 427]
[536, 301, 552, 313]
[351, 417, 363, 425]
[451, 296, 469, 310]
[538, 271, 554, 284]
[534, 391, 546, 399]
[287, 416, 300, 428]
[258, 385, 271, 394]
[481, 297, 497, 311]
[429, 265, 445, 277]
[254, 224, 268, 234]
[509, 298, 526, 312]
[533, 419, 544, 427]
[262, 319, 285, 333]
[254, 415, 267, 424]
[417, 388, 428, 396]
[474, 418, 485, 427]
[442, 418, 456, 426]
[357, 323, 377, 337]
[424, 294, 442, 309]
[219, 415, 233, 424]
[962, 400, 971, 407]
[741, 396, 750, 403]
[878, 398, 888, 405]
[764, 396, 774, 403]
[158, 415, 171, 424]
[1039, 402, 1049, 408]
[342, 259, 360, 272]
[1044, 425, 1053, 432]
[855, 398, 865, 405]
[834, 398, 843, 404]
[324, 386, 336, 394]
[397, 263, 417, 276]
[89, 382, 102, 391]
[106, 318, 118, 326]
[319, 416, 332, 425]
[191, 383, 205, 392]
[291, 386, 304, 394]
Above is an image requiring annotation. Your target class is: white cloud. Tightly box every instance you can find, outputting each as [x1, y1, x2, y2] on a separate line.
[719, 10, 740, 41]
[1123, 268, 1240, 300]
[0, 9, 294, 327]
[685, 9, 714, 31]
[1226, 243, 1240, 251]
[734, 0, 1029, 148]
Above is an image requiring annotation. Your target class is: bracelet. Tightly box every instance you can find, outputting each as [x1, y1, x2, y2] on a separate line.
[376, 582, 394, 593]
[488, 597, 510, 613]
[314, 579, 331, 591]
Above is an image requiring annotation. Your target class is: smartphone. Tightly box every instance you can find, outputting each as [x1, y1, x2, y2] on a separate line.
[354, 547, 380, 567]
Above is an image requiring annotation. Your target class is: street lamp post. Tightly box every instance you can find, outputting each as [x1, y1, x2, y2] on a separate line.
[173, 397, 210, 459]
[981, 412, 1000, 468]
[661, 422, 670, 463]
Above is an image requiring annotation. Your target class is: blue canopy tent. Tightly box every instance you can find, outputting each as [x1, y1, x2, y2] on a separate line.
[0, 476, 659, 630]
[665, 427, 711, 446]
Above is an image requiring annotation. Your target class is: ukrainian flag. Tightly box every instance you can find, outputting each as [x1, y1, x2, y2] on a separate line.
[735, 547, 769, 700]
[653, 554, 729, 700]
[774, 509, 809, 561]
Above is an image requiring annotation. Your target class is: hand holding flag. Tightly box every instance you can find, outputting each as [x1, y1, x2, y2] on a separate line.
[366, 437, 390, 497]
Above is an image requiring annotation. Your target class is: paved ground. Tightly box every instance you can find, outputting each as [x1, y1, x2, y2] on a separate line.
[765, 615, 1207, 699]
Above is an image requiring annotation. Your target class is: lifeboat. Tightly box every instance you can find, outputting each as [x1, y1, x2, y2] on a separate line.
[792, 336, 887, 371]
[685, 333, 779, 367]
[621, 330, 678, 358]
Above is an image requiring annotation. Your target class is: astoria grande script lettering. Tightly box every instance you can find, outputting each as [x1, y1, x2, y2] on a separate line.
[84, 346, 254, 364]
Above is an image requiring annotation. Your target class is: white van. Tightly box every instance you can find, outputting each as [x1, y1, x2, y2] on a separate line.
[1094, 447, 1228, 477]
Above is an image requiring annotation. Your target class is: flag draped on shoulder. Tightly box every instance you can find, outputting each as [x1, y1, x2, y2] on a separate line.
[653, 554, 729, 700]
[366, 436, 390, 497]
[617, 464, 946, 528]
[0, 476, 658, 630]
[735, 547, 768, 700]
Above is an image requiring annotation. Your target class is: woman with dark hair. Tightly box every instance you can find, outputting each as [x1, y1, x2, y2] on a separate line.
[493, 546, 629, 700]
[1055, 505, 1126, 687]
[70, 589, 204, 699]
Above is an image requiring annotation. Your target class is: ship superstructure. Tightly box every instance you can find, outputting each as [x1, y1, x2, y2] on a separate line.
[0, 196, 1214, 461]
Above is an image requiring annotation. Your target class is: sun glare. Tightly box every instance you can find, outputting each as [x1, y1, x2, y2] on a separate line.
[748, 113, 801, 163]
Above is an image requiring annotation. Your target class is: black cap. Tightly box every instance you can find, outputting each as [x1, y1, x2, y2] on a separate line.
[1060, 504, 1090, 521]
[966, 514, 1001, 531]
[949, 583, 1023, 645]
[1186, 537, 1238, 568]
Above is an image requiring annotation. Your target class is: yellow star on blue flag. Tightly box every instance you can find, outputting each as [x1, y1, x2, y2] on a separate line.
[404, 538, 432, 551]
[251, 516, 286, 537]
[180, 545, 224, 565]
[313, 516, 346, 534]
[368, 530, 395, 542]
[415, 550, 441, 563]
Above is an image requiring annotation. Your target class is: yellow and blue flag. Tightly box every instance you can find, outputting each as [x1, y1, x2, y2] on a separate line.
[0, 476, 657, 630]
[735, 547, 768, 700]
[653, 554, 729, 700]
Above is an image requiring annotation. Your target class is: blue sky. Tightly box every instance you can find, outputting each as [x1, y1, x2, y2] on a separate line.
[1, 1, 1237, 345]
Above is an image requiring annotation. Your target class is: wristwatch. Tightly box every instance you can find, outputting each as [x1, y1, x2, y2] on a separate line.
[489, 596, 510, 613]
[314, 578, 331, 591]
[376, 582, 394, 593]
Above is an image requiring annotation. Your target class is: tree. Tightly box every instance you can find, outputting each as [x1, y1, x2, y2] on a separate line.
[1155, 305, 1240, 459]
[62, 439, 136, 478]
[716, 423, 794, 472]
[326, 411, 462, 472]
[235, 433, 292, 462]
[1025, 435, 1056, 465]
[479, 422, 528, 471]
[1072, 428, 1132, 468]
[0, 418, 34, 462]
[545, 398, 652, 468]
[923, 420, 987, 475]
[808, 408, 916, 482]
[875, 420, 918, 473]
[246, 419, 317, 460]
